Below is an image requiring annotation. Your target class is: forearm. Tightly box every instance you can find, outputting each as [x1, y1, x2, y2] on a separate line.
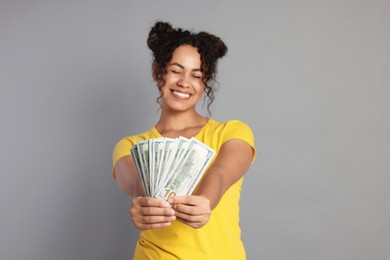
[195, 139, 254, 210]
[195, 171, 227, 210]
[114, 156, 145, 197]
[116, 176, 144, 197]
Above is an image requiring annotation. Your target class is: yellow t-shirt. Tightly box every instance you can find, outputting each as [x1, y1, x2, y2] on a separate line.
[112, 119, 256, 260]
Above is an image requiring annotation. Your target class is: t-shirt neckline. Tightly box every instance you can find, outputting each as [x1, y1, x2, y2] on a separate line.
[151, 118, 213, 139]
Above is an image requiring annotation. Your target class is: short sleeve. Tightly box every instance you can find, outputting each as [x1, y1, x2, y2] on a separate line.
[112, 137, 135, 179]
[223, 120, 256, 163]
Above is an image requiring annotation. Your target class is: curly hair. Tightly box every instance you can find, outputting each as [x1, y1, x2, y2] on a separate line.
[147, 21, 228, 115]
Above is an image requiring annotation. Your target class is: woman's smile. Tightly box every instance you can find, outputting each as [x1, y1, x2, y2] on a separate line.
[171, 90, 191, 100]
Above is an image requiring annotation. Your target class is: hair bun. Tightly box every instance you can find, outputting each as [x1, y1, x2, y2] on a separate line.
[197, 32, 227, 59]
[147, 22, 176, 53]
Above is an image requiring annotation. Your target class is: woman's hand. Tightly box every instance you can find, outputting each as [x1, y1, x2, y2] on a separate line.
[169, 195, 211, 229]
[130, 197, 176, 231]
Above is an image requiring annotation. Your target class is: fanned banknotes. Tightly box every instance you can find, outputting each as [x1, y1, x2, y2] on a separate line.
[130, 137, 216, 200]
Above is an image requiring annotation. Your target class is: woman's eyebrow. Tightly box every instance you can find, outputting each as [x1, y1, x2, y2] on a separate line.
[169, 62, 202, 72]
[169, 62, 184, 69]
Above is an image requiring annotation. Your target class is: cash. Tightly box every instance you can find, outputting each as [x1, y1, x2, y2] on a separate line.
[130, 137, 216, 200]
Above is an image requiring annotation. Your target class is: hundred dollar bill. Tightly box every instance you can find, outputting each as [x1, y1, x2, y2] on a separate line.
[136, 140, 150, 196]
[158, 137, 190, 194]
[148, 139, 155, 196]
[150, 138, 164, 196]
[156, 138, 177, 192]
[155, 138, 216, 201]
[130, 145, 148, 196]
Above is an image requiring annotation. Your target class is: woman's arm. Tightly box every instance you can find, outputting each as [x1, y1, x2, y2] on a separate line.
[170, 139, 254, 228]
[196, 139, 253, 209]
[114, 155, 143, 197]
[114, 156, 176, 230]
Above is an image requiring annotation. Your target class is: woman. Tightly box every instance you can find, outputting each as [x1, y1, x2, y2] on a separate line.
[112, 21, 256, 259]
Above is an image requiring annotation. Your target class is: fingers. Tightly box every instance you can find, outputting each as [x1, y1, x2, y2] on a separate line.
[172, 202, 209, 216]
[170, 196, 211, 213]
[130, 197, 176, 231]
[169, 195, 203, 206]
[174, 209, 207, 223]
[172, 203, 210, 227]
[133, 215, 176, 231]
[130, 196, 212, 230]
[137, 196, 170, 208]
[169, 195, 211, 229]
[132, 197, 174, 217]
[137, 221, 173, 230]
[175, 217, 205, 229]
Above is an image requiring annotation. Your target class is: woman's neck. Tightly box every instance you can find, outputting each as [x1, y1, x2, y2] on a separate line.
[155, 109, 209, 138]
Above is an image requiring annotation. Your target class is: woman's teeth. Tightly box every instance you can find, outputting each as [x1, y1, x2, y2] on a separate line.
[173, 91, 190, 98]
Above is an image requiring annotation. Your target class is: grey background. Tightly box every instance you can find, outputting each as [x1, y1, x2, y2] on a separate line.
[1, 1, 389, 259]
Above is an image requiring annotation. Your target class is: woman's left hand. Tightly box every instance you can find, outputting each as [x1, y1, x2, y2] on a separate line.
[169, 195, 211, 229]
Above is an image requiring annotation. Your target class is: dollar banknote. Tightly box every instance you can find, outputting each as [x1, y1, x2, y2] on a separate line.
[158, 137, 190, 194]
[150, 138, 164, 197]
[136, 140, 150, 196]
[131, 145, 148, 196]
[155, 138, 216, 201]
[131, 137, 215, 199]
[156, 138, 177, 192]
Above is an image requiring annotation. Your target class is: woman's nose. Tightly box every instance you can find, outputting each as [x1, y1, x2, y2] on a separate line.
[178, 74, 190, 88]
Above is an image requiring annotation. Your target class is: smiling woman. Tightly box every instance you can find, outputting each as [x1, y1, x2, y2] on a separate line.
[112, 21, 256, 259]
[159, 45, 205, 114]
[148, 22, 227, 116]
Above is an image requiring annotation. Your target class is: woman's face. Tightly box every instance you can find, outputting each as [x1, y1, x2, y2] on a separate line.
[159, 45, 205, 113]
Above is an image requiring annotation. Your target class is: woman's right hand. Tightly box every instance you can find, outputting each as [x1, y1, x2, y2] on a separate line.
[130, 197, 176, 231]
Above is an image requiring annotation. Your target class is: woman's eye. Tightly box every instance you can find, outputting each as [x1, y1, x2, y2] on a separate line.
[193, 75, 202, 79]
[170, 70, 180, 74]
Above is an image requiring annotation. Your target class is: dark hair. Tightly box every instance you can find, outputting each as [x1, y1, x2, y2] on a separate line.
[147, 21, 228, 115]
